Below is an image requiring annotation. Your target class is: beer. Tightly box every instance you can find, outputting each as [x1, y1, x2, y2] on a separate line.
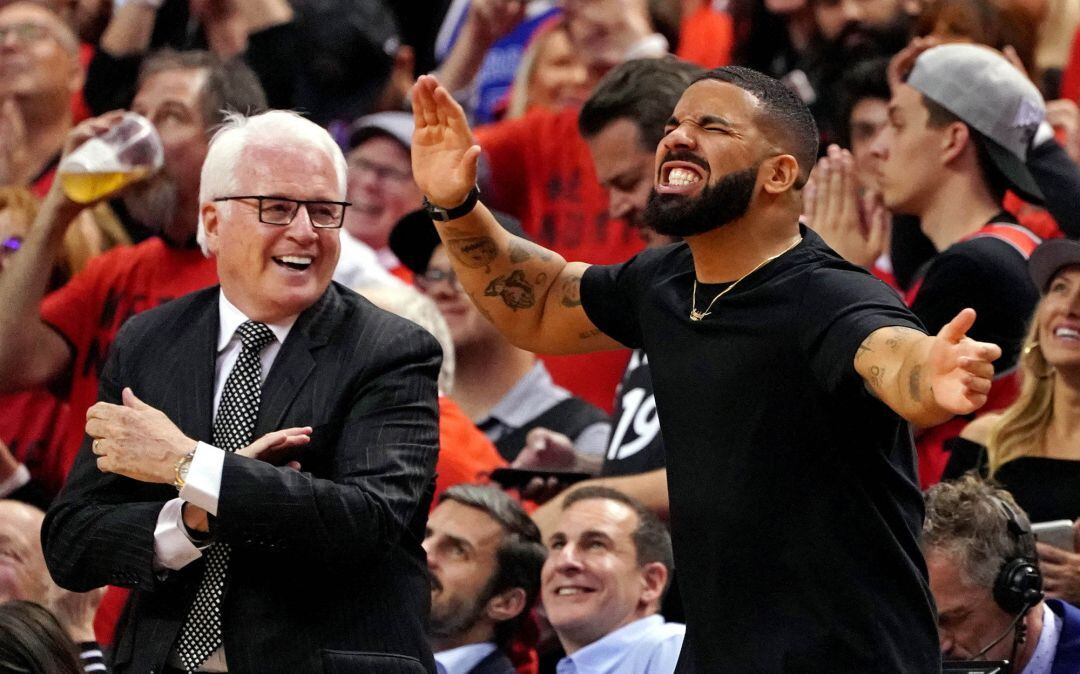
[60, 168, 150, 204]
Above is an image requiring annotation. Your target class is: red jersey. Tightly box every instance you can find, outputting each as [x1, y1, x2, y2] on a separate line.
[475, 107, 643, 266]
[40, 238, 218, 478]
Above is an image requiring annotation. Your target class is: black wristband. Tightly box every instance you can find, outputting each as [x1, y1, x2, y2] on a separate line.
[423, 185, 480, 221]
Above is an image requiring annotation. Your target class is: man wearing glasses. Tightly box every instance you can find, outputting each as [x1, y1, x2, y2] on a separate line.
[42, 110, 442, 674]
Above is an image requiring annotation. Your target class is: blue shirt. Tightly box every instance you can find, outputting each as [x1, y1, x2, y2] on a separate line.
[556, 615, 685, 674]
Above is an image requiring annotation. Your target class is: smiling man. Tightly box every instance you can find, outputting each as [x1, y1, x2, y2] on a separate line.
[543, 486, 682, 674]
[42, 110, 442, 673]
[410, 64, 1014, 670]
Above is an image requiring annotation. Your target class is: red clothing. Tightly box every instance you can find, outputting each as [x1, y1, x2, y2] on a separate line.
[676, 4, 734, 69]
[434, 396, 507, 503]
[40, 238, 218, 478]
[475, 107, 642, 266]
[0, 389, 69, 497]
[1062, 26, 1080, 103]
[475, 108, 638, 410]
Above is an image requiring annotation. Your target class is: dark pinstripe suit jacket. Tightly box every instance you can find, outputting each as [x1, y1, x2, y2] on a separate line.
[43, 283, 442, 674]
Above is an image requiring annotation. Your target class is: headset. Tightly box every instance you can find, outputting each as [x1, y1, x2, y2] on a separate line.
[970, 495, 1045, 662]
[991, 496, 1044, 615]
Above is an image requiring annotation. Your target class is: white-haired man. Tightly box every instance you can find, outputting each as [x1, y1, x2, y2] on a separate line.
[42, 110, 442, 674]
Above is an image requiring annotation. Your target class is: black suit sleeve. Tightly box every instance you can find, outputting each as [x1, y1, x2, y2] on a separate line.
[211, 327, 441, 565]
[42, 318, 172, 593]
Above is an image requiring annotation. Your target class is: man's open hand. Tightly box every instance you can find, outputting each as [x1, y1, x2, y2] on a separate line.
[926, 309, 1001, 416]
[410, 74, 482, 207]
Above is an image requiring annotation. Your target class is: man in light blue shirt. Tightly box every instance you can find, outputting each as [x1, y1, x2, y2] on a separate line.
[543, 486, 684, 674]
[425, 485, 547, 674]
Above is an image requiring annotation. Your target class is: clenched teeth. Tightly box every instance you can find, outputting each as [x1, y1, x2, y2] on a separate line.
[666, 167, 702, 186]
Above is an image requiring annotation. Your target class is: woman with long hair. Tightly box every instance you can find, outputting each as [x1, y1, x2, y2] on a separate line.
[944, 238, 1080, 602]
[0, 601, 82, 674]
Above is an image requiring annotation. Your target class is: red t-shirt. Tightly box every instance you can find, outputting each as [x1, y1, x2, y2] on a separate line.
[0, 389, 70, 497]
[475, 108, 638, 410]
[434, 395, 507, 503]
[40, 238, 218, 477]
[676, 5, 734, 69]
[475, 107, 642, 266]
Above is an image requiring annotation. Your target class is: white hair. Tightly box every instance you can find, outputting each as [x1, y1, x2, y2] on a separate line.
[356, 284, 455, 395]
[196, 110, 348, 256]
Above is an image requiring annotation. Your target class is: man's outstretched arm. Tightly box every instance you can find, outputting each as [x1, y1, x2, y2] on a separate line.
[855, 308, 1001, 428]
[410, 75, 623, 355]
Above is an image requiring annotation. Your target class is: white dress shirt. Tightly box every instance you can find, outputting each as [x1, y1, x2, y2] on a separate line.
[434, 642, 498, 674]
[152, 290, 296, 671]
[333, 230, 403, 290]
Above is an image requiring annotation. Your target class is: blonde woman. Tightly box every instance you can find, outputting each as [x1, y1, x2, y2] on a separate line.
[944, 239, 1080, 603]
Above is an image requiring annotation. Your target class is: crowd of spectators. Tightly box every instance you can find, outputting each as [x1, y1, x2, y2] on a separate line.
[1, 0, 1080, 671]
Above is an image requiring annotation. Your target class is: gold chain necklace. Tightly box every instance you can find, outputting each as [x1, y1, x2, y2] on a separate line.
[689, 238, 801, 321]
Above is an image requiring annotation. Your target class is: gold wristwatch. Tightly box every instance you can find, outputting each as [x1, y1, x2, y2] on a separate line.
[173, 448, 196, 491]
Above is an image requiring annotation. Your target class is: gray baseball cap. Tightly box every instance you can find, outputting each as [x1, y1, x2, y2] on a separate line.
[1029, 238, 1080, 292]
[907, 43, 1046, 203]
[347, 111, 414, 151]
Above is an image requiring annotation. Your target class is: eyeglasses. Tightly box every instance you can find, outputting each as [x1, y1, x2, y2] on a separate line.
[0, 23, 52, 45]
[1, 236, 22, 255]
[213, 196, 350, 229]
[348, 157, 412, 184]
[415, 268, 462, 293]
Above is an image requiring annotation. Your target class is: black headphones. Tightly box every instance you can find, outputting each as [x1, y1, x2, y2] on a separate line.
[991, 496, 1045, 615]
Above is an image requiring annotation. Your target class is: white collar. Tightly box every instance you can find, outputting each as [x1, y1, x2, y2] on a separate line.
[434, 642, 498, 674]
[216, 289, 297, 352]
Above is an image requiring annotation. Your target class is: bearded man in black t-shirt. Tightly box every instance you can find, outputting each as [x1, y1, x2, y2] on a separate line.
[408, 64, 1004, 672]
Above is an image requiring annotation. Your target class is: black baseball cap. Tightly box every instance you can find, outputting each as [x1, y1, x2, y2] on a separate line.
[389, 208, 526, 274]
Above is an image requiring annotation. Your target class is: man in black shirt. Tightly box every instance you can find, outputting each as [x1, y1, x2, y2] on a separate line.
[410, 64, 1002, 671]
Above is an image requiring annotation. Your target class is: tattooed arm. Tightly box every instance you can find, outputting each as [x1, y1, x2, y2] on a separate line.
[409, 75, 623, 354]
[853, 309, 1001, 427]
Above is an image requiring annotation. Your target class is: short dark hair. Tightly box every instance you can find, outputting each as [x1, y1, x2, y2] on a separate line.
[834, 57, 891, 148]
[438, 485, 546, 648]
[0, 601, 82, 674]
[694, 67, 819, 189]
[921, 95, 1010, 202]
[562, 486, 674, 575]
[138, 49, 268, 131]
[579, 57, 706, 150]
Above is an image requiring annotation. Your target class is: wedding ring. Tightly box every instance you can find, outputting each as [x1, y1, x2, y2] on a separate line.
[92, 438, 101, 454]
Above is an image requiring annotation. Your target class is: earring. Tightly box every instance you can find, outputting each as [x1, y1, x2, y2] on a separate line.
[1023, 342, 1055, 379]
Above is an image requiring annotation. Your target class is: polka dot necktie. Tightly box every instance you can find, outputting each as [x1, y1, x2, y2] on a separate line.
[176, 320, 275, 673]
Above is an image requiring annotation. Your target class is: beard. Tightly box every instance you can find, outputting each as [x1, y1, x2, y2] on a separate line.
[426, 574, 495, 641]
[826, 14, 912, 62]
[122, 174, 178, 234]
[644, 165, 760, 237]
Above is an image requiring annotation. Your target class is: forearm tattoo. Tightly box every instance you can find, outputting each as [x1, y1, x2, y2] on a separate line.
[484, 270, 535, 310]
[447, 236, 498, 271]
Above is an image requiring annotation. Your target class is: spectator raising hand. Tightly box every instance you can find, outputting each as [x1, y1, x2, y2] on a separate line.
[804, 144, 889, 268]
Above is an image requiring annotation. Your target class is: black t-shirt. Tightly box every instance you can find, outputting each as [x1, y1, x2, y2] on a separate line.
[581, 227, 940, 673]
[601, 349, 666, 477]
[910, 216, 1039, 375]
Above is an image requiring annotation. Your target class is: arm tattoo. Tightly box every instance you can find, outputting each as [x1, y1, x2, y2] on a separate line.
[509, 239, 554, 264]
[447, 237, 498, 271]
[856, 343, 873, 363]
[579, 329, 602, 340]
[908, 364, 922, 402]
[484, 269, 535, 310]
[560, 276, 582, 308]
[869, 365, 885, 390]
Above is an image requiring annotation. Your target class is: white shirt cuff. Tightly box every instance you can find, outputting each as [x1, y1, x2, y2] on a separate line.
[152, 498, 204, 571]
[180, 442, 224, 516]
[0, 464, 30, 498]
